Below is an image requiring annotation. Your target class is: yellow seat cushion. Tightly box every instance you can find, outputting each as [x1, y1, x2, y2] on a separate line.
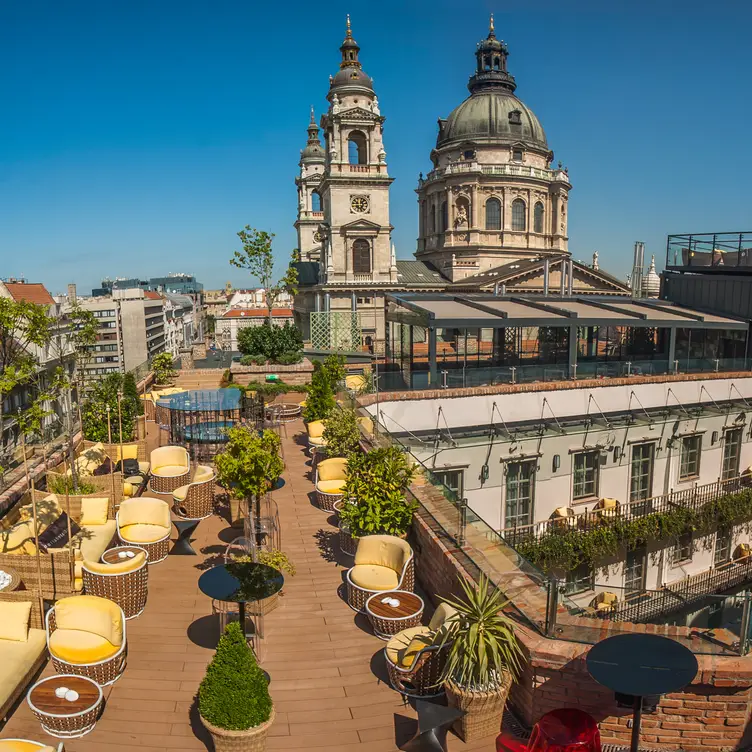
[81, 497, 109, 526]
[349, 564, 399, 591]
[308, 435, 327, 447]
[79, 520, 117, 563]
[55, 594, 123, 646]
[123, 482, 134, 498]
[193, 465, 214, 483]
[307, 420, 325, 439]
[358, 416, 374, 435]
[154, 464, 189, 477]
[355, 535, 412, 574]
[0, 522, 37, 555]
[385, 626, 431, 667]
[0, 628, 46, 714]
[346, 374, 367, 390]
[84, 550, 146, 575]
[316, 479, 346, 494]
[118, 498, 171, 528]
[173, 485, 189, 502]
[317, 457, 348, 481]
[0, 742, 56, 752]
[49, 628, 119, 664]
[0, 600, 32, 641]
[120, 523, 168, 543]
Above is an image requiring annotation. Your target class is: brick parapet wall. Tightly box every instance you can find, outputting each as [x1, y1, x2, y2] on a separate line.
[360, 369, 752, 407]
[409, 478, 752, 750]
[230, 359, 314, 386]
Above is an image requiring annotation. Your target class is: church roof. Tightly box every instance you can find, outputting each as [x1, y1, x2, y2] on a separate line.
[395, 260, 448, 287]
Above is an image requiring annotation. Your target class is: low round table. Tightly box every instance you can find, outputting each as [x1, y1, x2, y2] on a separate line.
[366, 590, 424, 640]
[27, 674, 103, 738]
[0, 566, 21, 592]
[271, 403, 302, 423]
[102, 545, 147, 564]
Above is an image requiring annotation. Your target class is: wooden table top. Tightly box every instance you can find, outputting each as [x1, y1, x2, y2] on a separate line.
[29, 676, 101, 715]
[103, 545, 146, 564]
[0, 567, 20, 592]
[366, 590, 423, 619]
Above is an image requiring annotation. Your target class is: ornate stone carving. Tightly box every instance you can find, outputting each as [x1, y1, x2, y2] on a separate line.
[454, 203, 468, 228]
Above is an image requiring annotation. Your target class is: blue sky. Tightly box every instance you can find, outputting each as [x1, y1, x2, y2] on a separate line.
[1, 0, 751, 294]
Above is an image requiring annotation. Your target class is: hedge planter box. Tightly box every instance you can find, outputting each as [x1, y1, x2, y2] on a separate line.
[201, 708, 276, 752]
[230, 359, 314, 386]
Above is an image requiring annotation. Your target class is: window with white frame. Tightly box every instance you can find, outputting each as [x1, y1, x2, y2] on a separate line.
[505, 460, 535, 528]
[672, 532, 693, 564]
[564, 561, 594, 595]
[432, 469, 464, 500]
[715, 526, 732, 567]
[722, 428, 743, 481]
[679, 434, 702, 480]
[572, 451, 599, 500]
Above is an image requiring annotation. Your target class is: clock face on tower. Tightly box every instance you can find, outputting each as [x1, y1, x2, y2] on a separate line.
[350, 195, 370, 214]
[313, 231, 323, 242]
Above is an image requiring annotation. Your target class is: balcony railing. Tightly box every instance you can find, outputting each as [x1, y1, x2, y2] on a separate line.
[502, 476, 750, 546]
[420, 162, 570, 186]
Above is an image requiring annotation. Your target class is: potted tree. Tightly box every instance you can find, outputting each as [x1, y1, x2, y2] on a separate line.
[337, 446, 417, 555]
[215, 427, 284, 528]
[434, 574, 523, 742]
[302, 361, 335, 424]
[322, 406, 361, 459]
[152, 352, 177, 387]
[198, 621, 275, 751]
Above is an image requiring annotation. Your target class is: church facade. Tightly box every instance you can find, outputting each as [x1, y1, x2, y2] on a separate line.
[293, 18, 629, 350]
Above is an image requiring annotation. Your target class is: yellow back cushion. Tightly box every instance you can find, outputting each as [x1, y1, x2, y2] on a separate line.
[398, 634, 431, 668]
[84, 550, 146, 574]
[55, 595, 123, 646]
[17, 494, 62, 526]
[354, 535, 412, 573]
[318, 457, 348, 481]
[151, 446, 188, 469]
[118, 498, 170, 528]
[0, 600, 32, 642]
[428, 603, 457, 632]
[0, 741, 54, 751]
[307, 420, 325, 439]
[0, 522, 37, 555]
[117, 445, 139, 461]
[81, 497, 109, 526]
[193, 465, 214, 483]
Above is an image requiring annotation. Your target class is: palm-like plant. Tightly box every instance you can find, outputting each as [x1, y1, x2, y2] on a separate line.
[435, 574, 523, 691]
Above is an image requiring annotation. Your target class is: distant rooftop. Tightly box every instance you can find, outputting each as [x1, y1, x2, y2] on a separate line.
[666, 231, 752, 273]
[221, 308, 293, 318]
[1, 280, 54, 306]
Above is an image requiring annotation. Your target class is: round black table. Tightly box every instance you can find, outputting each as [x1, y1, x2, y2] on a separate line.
[198, 562, 284, 658]
[587, 634, 698, 752]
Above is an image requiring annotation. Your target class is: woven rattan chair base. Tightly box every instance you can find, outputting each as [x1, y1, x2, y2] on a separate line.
[315, 488, 343, 512]
[82, 567, 148, 619]
[149, 469, 190, 494]
[339, 528, 357, 557]
[118, 534, 169, 564]
[51, 652, 126, 687]
[386, 652, 447, 698]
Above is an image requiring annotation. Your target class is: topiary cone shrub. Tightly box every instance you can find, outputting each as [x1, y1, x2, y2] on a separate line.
[198, 621, 275, 751]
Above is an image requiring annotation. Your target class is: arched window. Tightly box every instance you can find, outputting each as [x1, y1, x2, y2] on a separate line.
[352, 239, 371, 274]
[512, 199, 526, 231]
[485, 198, 501, 230]
[534, 202, 544, 233]
[430, 205, 436, 233]
[311, 191, 321, 212]
[348, 131, 367, 165]
[440, 201, 448, 232]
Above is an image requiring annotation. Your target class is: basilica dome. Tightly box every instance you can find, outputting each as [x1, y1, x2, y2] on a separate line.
[436, 20, 548, 152]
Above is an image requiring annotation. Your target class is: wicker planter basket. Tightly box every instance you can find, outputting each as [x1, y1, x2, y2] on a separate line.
[444, 672, 513, 743]
[201, 708, 275, 752]
[338, 523, 358, 557]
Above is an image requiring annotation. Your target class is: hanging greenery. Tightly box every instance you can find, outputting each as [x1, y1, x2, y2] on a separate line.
[516, 488, 752, 574]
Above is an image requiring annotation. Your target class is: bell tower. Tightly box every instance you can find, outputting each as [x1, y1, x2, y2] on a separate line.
[295, 108, 326, 262]
[318, 17, 397, 284]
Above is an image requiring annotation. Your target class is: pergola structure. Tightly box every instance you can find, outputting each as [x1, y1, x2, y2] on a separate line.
[383, 293, 749, 390]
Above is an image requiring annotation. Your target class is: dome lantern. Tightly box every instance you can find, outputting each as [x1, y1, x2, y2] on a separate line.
[328, 16, 374, 95]
[300, 107, 325, 162]
[468, 14, 517, 95]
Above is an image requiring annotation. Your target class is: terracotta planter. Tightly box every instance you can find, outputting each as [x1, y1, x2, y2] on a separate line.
[444, 672, 513, 743]
[201, 708, 275, 752]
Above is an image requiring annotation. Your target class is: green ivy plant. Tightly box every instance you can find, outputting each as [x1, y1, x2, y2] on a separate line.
[517, 488, 752, 573]
[198, 621, 272, 730]
[322, 406, 361, 458]
[214, 427, 284, 501]
[339, 446, 417, 537]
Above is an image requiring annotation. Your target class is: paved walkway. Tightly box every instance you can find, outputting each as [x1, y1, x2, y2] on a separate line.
[2, 412, 502, 750]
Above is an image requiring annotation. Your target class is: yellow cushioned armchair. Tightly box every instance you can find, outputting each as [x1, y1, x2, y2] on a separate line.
[149, 445, 190, 493]
[314, 457, 348, 512]
[306, 420, 327, 456]
[46, 595, 126, 686]
[346, 535, 415, 611]
[172, 465, 216, 520]
[384, 602, 456, 698]
[117, 497, 172, 564]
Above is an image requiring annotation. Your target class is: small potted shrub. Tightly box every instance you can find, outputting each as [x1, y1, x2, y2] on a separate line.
[198, 621, 275, 751]
[322, 406, 361, 459]
[302, 361, 336, 424]
[337, 446, 417, 555]
[434, 574, 523, 742]
[215, 427, 284, 527]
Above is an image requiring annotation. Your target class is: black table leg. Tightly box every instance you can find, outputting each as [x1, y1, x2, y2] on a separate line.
[171, 519, 200, 555]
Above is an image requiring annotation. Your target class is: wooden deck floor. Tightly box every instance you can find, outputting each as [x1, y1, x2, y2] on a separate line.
[2, 412, 502, 750]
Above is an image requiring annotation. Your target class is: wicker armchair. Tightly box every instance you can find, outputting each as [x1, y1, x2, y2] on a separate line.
[346, 535, 414, 611]
[385, 603, 456, 698]
[590, 591, 618, 616]
[0, 590, 47, 722]
[314, 457, 347, 512]
[46, 595, 126, 686]
[117, 497, 171, 564]
[149, 446, 190, 493]
[306, 420, 327, 456]
[172, 465, 216, 520]
[82, 547, 148, 619]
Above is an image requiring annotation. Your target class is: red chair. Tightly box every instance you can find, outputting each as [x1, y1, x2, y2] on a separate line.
[497, 709, 601, 752]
